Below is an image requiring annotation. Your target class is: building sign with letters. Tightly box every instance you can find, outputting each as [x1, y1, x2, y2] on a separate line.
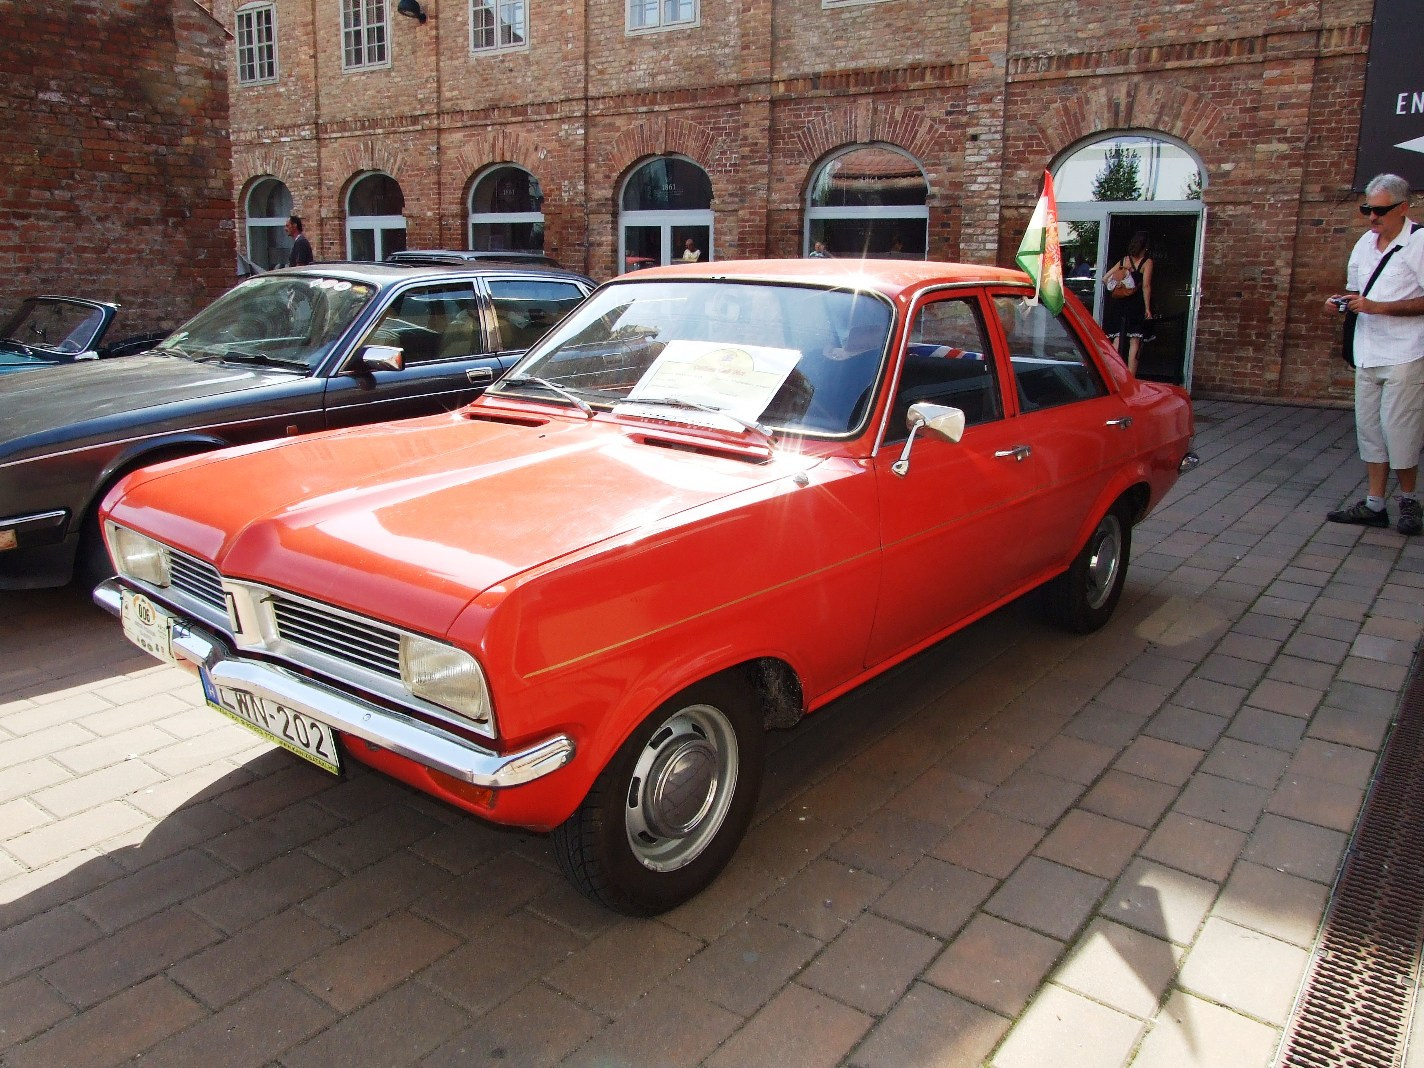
[1354, 0, 1424, 190]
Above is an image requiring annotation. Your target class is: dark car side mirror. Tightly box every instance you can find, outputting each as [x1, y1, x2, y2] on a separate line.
[353, 345, 405, 373]
[891, 402, 966, 477]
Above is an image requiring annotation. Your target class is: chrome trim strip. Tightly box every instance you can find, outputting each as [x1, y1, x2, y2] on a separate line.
[94, 579, 573, 788]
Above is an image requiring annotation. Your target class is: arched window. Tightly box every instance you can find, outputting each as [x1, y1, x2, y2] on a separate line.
[469, 166, 546, 253]
[346, 172, 407, 261]
[1052, 132, 1206, 386]
[804, 146, 928, 259]
[618, 156, 713, 273]
[245, 177, 293, 270]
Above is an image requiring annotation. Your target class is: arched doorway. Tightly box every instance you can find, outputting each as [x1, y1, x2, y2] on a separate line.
[1053, 133, 1206, 386]
[468, 166, 546, 253]
[346, 172, 407, 261]
[804, 145, 928, 259]
[244, 177, 293, 270]
[618, 157, 713, 273]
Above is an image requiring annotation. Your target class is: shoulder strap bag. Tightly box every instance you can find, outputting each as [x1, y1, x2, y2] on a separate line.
[1343, 222, 1423, 367]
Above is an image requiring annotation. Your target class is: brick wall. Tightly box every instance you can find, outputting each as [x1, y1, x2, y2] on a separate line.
[0, 0, 233, 336]
[221, 0, 1394, 403]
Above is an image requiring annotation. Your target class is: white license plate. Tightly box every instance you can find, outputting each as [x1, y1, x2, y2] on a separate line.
[205, 674, 342, 775]
[121, 590, 178, 664]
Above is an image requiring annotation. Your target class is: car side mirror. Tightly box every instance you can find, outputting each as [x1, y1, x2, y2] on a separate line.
[353, 345, 404, 373]
[891, 403, 965, 478]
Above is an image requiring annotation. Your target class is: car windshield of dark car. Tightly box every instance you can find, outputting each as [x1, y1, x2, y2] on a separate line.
[155, 275, 377, 372]
[0, 298, 106, 356]
[493, 281, 893, 435]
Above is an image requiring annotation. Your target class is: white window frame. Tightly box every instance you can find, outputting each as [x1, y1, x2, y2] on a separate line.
[342, 0, 390, 71]
[470, 0, 529, 53]
[626, 0, 698, 34]
[468, 166, 545, 250]
[236, 3, 278, 85]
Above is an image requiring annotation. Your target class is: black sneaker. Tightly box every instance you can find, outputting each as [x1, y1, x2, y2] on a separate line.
[1326, 500, 1389, 527]
[1399, 498, 1422, 536]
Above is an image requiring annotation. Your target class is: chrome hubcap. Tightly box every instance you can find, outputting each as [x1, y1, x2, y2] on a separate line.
[1085, 514, 1122, 610]
[625, 704, 739, 872]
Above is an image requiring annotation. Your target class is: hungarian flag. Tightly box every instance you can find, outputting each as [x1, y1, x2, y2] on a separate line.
[1015, 170, 1065, 314]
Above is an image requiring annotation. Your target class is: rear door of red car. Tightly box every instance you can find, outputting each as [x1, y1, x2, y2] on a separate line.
[983, 290, 1136, 582]
[864, 289, 1042, 666]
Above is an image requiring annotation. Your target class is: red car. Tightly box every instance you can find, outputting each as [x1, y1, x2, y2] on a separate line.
[97, 260, 1197, 914]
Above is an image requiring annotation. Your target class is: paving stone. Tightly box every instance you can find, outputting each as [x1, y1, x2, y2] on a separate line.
[0, 975, 75, 1051]
[1307, 702, 1394, 751]
[873, 855, 995, 938]
[1175, 772, 1270, 833]
[800, 912, 941, 1015]
[983, 856, 1108, 942]
[168, 906, 342, 1008]
[543, 918, 702, 1017]
[671, 914, 820, 1016]
[707, 983, 872, 1068]
[1114, 736, 1204, 787]
[3, 976, 203, 1068]
[982, 766, 1085, 828]
[1243, 813, 1349, 885]
[1177, 917, 1310, 1026]
[1024, 734, 1119, 785]
[1140, 812, 1247, 883]
[1053, 918, 1184, 1019]
[931, 808, 1044, 879]
[1215, 859, 1330, 949]
[1143, 705, 1230, 750]
[993, 982, 1143, 1068]
[753, 857, 889, 941]
[1079, 770, 1179, 829]
[923, 913, 1063, 1017]
[280, 978, 470, 1068]
[290, 911, 461, 1013]
[1199, 737, 1290, 789]
[1101, 859, 1218, 947]
[1267, 772, 1365, 833]
[1132, 990, 1280, 1068]
[1035, 809, 1147, 880]
[849, 982, 1008, 1068]
[562, 984, 742, 1068]
[1287, 737, 1379, 790]
[420, 911, 583, 1014]
[421, 984, 603, 1068]
[128, 979, 334, 1068]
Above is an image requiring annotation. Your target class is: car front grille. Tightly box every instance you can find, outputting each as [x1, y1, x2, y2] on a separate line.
[270, 595, 403, 680]
[170, 550, 225, 614]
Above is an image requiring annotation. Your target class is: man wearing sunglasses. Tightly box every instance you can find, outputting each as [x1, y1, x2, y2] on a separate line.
[1326, 173, 1424, 536]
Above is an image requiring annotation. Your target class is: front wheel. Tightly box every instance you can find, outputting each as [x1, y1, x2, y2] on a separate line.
[552, 675, 764, 915]
[1044, 502, 1132, 633]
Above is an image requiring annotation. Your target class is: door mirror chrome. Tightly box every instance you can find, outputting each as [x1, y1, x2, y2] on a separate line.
[891, 403, 966, 477]
[354, 345, 404, 373]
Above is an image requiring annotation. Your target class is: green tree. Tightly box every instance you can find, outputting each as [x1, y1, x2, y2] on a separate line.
[1068, 145, 1144, 265]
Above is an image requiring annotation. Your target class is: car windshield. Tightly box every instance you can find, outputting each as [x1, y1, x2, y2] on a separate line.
[493, 280, 894, 435]
[155, 275, 377, 372]
[0, 298, 107, 356]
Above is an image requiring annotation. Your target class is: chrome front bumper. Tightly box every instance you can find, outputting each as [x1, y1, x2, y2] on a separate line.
[94, 579, 574, 789]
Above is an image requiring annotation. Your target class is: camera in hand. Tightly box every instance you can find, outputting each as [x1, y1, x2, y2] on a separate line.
[1331, 297, 1351, 312]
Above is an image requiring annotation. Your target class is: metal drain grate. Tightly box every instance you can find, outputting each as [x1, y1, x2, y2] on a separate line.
[1276, 650, 1424, 1068]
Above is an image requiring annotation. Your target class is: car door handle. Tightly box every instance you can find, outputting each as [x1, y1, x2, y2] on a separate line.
[466, 367, 494, 384]
[994, 445, 1032, 462]
[1106, 416, 1133, 429]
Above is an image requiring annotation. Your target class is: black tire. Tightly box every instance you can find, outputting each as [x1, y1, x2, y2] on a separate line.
[1044, 501, 1132, 634]
[552, 674, 764, 915]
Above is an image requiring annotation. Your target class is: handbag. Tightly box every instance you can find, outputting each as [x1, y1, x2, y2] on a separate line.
[1104, 259, 1137, 299]
[1342, 221, 1422, 367]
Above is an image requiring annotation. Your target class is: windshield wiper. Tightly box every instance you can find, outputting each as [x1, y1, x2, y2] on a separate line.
[0, 338, 37, 357]
[614, 395, 774, 446]
[213, 349, 310, 372]
[500, 376, 595, 416]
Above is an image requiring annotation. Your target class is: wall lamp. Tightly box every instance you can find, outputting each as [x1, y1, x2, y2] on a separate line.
[397, 0, 428, 23]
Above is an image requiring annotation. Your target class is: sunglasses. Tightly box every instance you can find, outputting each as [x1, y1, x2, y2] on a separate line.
[1359, 201, 1405, 217]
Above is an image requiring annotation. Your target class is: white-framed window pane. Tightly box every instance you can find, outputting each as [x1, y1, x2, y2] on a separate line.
[471, 0, 495, 49]
[663, 0, 694, 24]
[472, 0, 524, 50]
[343, 0, 388, 68]
[628, 0, 659, 29]
[500, 0, 525, 46]
[236, 5, 277, 84]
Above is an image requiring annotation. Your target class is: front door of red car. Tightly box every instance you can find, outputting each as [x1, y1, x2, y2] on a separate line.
[987, 293, 1135, 582]
[864, 293, 1042, 667]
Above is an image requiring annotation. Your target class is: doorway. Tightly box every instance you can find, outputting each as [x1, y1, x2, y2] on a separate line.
[1104, 214, 1201, 385]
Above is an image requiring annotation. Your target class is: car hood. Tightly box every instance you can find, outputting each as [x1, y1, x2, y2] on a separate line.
[0, 352, 301, 451]
[107, 410, 823, 636]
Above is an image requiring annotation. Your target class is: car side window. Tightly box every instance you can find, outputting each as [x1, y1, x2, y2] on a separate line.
[993, 296, 1108, 413]
[488, 279, 587, 352]
[885, 297, 1003, 443]
[369, 283, 485, 364]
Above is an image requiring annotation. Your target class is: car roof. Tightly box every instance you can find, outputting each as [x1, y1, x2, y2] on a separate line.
[608, 258, 1033, 298]
[266, 262, 592, 286]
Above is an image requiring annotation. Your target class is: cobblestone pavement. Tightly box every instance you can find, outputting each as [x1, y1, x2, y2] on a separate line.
[2, 399, 1421, 1067]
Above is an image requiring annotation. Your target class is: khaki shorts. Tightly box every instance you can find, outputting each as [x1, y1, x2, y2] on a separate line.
[1355, 360, 1424, 470]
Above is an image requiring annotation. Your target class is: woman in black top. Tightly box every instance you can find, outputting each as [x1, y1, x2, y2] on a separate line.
[1103, 231, 1153, 375]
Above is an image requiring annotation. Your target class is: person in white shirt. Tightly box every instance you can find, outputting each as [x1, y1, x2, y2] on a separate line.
[1325, 173, 1424, 536]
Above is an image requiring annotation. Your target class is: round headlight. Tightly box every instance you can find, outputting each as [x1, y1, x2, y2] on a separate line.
[399, 634, 493, 727]
[107, 523, 171, 586]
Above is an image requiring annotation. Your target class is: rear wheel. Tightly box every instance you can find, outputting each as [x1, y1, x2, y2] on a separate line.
[1044, 501, 1132, 633]
[552, 675, 763, 915]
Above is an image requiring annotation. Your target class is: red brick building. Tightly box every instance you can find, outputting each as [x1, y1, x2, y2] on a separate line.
[209, 0, 1387, 402]
[0, 1, 234, 336]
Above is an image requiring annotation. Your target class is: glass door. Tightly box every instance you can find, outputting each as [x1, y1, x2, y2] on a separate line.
[1104, 213, 1201, 385]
